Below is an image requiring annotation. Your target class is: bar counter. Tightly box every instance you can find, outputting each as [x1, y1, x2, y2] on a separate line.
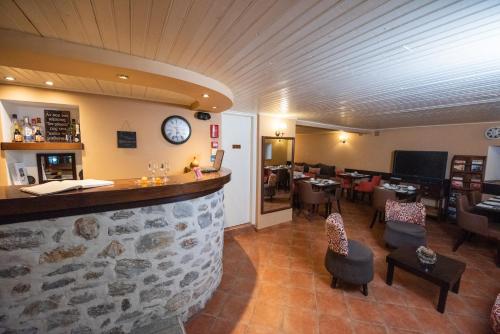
[0, 168, 231, 224]
[0, 169, 230, 333]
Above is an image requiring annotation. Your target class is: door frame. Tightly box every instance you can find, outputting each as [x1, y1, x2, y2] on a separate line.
[221, 111, 257, 226]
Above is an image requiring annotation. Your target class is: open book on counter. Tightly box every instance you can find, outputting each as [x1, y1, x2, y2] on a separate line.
[20, 179, 114, 196]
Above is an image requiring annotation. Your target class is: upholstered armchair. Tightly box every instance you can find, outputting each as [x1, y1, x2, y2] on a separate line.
[354, 175, 381, 202]
[370, 187, 397, 228]
[263, 173, 277, 200]
[491, 294, 500, 333]
[453, 195, 500, 266]
[383, 199, 427, 248]
[298, 181, 329, 218]
[324, 213, 374, 296]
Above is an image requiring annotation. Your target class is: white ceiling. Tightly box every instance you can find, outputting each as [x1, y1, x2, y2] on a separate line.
[1, 0, 500, 129]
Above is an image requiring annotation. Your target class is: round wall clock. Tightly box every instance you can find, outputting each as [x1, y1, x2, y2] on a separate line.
[161, 116, 192, 145]
[485, 127, 500, 139]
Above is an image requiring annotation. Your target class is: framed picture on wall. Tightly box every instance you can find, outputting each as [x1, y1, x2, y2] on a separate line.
[210, 124, 219, 138]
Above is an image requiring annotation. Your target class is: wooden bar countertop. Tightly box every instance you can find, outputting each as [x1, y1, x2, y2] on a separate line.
[0, 168, 231, 224]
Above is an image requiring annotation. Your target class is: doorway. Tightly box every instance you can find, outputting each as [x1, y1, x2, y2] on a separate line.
[221, 112, 255, 228]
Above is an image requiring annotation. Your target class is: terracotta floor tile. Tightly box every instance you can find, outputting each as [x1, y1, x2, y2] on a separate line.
[185, 200, 499, 334]
[283, 307, 318, 334]
[411, 308, 459, 334]
[448, 314, 491, 334]
[210, 318, 248, 334]
[379, 304, 422, 332]
[219, 294, 255, 324]
[202, 290, 228, 316]
[250, 302, 284, 329]
[316, 290, 349, 317]
[287, 287, 317, 311]
[318, 314, 353, 334]
[185, 314, 215, 334]
[346, 297, 383, 324]
[352, 321, 387, 334]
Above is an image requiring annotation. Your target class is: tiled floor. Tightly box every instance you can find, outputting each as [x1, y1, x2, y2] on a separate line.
[185, 200, 499, 334]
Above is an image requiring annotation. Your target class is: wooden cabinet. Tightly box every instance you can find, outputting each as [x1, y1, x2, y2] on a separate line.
[447, 155, 487, 219]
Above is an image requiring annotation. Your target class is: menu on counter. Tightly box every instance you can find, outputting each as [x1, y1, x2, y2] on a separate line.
[44, 110, 70, 142]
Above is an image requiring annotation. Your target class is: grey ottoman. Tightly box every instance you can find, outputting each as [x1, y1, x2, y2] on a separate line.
[384, 220, 427, 248]
[324, 239, 374, 296]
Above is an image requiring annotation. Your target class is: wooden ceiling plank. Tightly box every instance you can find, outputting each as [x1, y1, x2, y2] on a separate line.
[155, 0, 192, 63]
[52, 0, 92, 44]
[143, 0, 173, 59]
[175, 0, 234, 68]
[0, 0, 39, 34]
[72, 0, 104, 47]
[114, 0, 131, 54]
[166, 0, 214, 65]
[131, 0, 152, 57]
[14, 0, 59, 38]
[91, 0, 120, 51]
[185, 0, 254, 70]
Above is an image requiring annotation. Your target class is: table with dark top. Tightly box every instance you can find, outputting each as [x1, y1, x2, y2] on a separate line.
[386, 247, 466, 313]
[337, 172, 370, 201]
[474, 196, 500, 222]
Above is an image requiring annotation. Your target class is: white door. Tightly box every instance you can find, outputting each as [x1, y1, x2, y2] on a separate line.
[221, 113, 253, 228]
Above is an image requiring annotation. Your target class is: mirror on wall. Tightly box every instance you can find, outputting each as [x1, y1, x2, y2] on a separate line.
[261, 136, 295, 214]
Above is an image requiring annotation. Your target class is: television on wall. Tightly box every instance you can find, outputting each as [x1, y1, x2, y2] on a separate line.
[392, 150, 448, 181]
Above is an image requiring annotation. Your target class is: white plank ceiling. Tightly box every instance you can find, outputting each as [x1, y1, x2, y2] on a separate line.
[1, 0, 500, 129]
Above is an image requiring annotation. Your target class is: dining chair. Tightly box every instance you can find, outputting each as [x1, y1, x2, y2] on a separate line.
[370, 187, 397, 228]
[453, 195, 500, 266]
[470, 191, 483, 206]
[336, 169, 352, 198]
[264, 173, 277, 200]
[354, 175, 382, 202]
[298, 181, 330, 218]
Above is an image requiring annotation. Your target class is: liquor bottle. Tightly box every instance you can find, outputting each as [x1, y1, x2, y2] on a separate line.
[22, 117, 33, 142]
[66, 120, 74, 143]
[34, 122, 43, 143]
[31, 118, 37, 138]
[36, 117, 44, 141]
[74, 120, 81, 143]
[11, 114, 23, 142]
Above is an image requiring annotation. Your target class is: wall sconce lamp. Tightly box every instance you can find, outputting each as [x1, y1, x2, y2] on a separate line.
[275, 122, 287, 137]
[339, 132, 348, 144]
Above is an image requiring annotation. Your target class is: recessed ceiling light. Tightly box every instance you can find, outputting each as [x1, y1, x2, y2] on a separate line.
[4, 76, 15, 81]
[211, 106, 217, 109]
[45, 81, 54, 86]
[117, 74, 129, 80]
[339, 106, 346, 110]
[202, 93, 210, 98]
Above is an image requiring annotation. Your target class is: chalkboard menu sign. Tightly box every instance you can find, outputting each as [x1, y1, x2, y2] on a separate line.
[44, 110, 70, 142]
[117, 131, 137, 148]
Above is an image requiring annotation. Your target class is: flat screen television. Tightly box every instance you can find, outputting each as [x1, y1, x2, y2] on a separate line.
[392, 150, 448, 181]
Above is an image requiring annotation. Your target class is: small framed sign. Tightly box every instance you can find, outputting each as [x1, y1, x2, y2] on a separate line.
[117, 131, 137, 148]
[210, 124, 219, 138]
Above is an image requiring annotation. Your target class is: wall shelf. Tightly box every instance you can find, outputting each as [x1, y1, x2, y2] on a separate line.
[0, 142, 84, 151]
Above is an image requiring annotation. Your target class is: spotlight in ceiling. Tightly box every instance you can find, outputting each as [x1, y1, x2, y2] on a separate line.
[4, 76, 15, 81]
[202, 93, 210, 98]
[117, 74, 129, 80]
[45, 81, 54, 86]
[211, 106, 217, 109]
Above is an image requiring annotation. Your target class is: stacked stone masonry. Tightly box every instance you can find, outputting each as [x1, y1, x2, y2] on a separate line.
[0, 189, 225, 334]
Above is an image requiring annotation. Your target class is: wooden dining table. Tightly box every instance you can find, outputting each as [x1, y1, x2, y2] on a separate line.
[337, 172, 370, 201]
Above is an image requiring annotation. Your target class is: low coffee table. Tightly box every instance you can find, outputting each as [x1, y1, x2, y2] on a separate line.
[386, 247, 466, 313]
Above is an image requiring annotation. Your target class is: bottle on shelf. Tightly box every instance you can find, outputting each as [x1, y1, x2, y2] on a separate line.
[66, 119, 74, 143]
[36, 117, 44, 141]
[74, 120, 81, 143]
[11, 114, 23, 142]
[34, 121, 43, 142]
[22, 116, 33, 142]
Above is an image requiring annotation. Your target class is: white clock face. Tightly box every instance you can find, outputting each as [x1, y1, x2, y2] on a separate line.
[485, 127, 500, 139]
[161, 116, 191, 144]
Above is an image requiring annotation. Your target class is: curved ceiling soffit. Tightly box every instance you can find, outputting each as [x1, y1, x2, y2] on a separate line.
[0, 29, 233, 112]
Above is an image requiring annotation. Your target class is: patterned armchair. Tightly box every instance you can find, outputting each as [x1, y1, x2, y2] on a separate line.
[492, 294, 500, 334]
[324, 213, 374, 296]
[383, 199, 427, 248]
